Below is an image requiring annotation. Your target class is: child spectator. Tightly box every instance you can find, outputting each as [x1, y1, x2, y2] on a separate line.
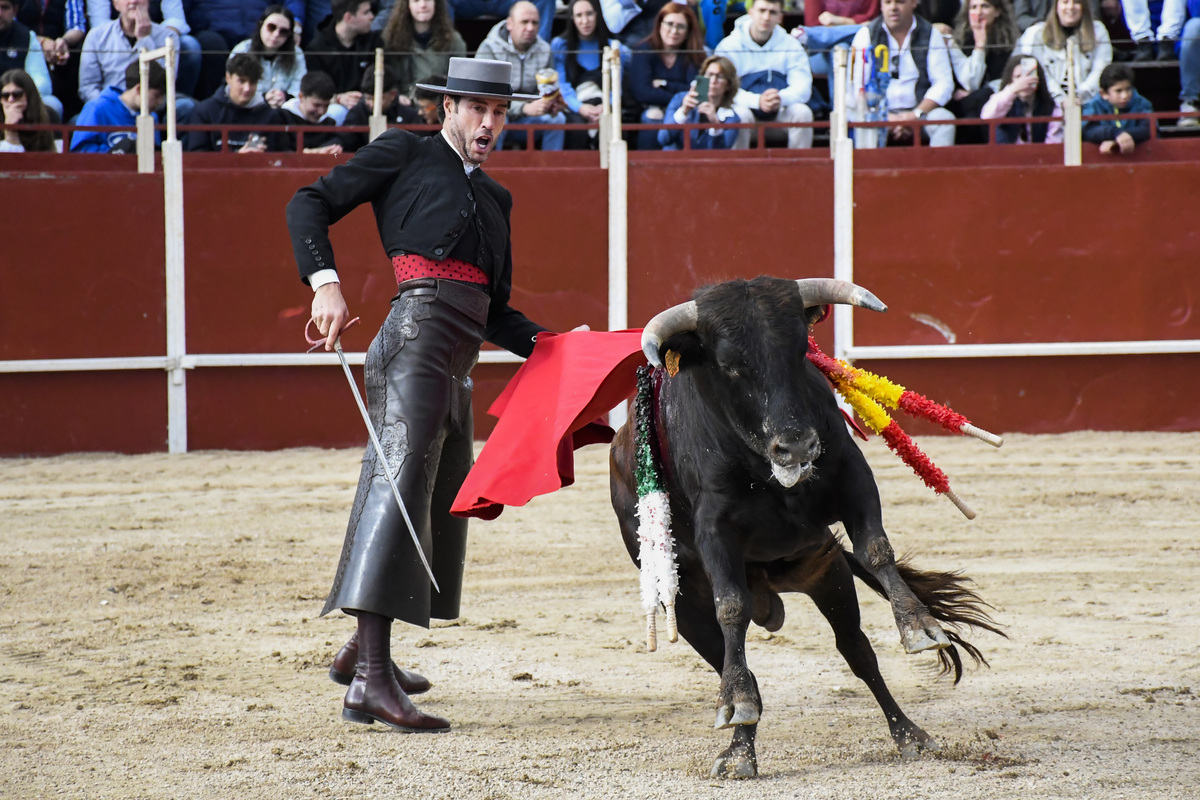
[71, 60, 166, 152]
[186, 53, 286, 151]
[980, 53, 1062, 142]
[231, 5, 309, 108]
[340, 64, 423, 151]
[0, 67, 56, 151]
[1082, 61, 1152, 154]
[1015, 0, 1111, 104]
[306, 0, 383, 122]
[381, 0, 466, 96]
[412, 75, 443, 124]
[278, 69, 344, 152]
[658, 55, 746, 149]
[627, 1, 703, 150]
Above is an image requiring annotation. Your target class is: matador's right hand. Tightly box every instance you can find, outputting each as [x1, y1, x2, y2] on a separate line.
[312, 283, 351, 351]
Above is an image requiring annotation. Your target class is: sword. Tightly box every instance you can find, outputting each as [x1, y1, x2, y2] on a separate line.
[307, 318, 440, 592]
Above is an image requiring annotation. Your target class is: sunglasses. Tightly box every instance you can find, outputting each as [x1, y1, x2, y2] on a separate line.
[265, 21, 292, 35]
[0, 89, 25, 101]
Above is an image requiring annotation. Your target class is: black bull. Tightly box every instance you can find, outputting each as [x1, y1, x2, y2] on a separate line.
[609, 277, 1003, 778]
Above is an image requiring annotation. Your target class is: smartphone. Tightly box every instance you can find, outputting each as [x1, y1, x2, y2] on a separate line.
[694, 76, 710, 101]
[1020, 57, 1038, 76]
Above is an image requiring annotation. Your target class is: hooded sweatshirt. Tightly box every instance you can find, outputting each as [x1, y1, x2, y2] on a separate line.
[474, 19, 553, 119]
[185, 86, 284, 151]
[715, 14, 813, 110]
[71, 86, 162, 153]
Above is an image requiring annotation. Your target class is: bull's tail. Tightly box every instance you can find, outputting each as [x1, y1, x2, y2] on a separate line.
[844, 548, 1006, 684]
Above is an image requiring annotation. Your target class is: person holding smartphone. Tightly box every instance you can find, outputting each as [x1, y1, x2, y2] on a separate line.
[658, 55, 746, 149]
[980, 53, 1063, 142]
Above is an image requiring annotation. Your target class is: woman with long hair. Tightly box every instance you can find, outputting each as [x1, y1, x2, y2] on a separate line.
[230, 5, 308, 108]
[552, 0, 614, 124]
[625, 1, 704, 149]
[0, 69, 55, 153]
[658, 55, 746, 149]
[980, 53, 1063, 142]
[942, 0, 1019, 141]
[1015, 0, 1111, 103]
[381, 0, 466, 96]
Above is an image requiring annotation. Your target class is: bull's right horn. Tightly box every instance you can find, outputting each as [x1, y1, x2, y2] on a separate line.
[795, 278, 888, 313]
[641, 300, 698, 367]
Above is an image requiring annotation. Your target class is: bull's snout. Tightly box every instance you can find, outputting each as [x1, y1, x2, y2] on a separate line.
[767, 429, 821, 488]
[768, 430, 821, 468]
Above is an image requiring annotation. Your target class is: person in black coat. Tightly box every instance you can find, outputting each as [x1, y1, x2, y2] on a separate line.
[287, 57, 581, 734]
[185, 54, 286, 151]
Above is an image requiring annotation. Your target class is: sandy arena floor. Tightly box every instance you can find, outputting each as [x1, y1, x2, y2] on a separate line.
[2, 431, 1198, 799]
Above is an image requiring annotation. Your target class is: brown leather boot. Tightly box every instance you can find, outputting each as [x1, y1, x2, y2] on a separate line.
[341, 612, 450, 733]
[328, 630, 431, 695]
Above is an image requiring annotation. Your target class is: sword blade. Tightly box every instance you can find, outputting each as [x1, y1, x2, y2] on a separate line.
[334, 339, 440, 593]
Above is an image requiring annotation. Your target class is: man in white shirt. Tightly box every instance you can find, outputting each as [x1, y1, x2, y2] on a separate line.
[847, 0, 956, 146]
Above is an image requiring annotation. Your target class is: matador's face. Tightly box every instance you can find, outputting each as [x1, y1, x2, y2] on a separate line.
[444, 95, 508, 166]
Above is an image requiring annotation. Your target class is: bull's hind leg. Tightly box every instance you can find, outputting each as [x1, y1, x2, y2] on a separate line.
[805, 555, 938, 757]
[670, 572, 761, 779]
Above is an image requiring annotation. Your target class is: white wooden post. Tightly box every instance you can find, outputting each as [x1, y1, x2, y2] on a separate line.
[600, 46, 613, 169]
[1064, 38, 1082, 166]
[136, 50, 154, 172]
[832, 46, 855, 364]
[607, 46, 629, 430]
[369, 47, 387, 141]
[162, 37, 188, 453]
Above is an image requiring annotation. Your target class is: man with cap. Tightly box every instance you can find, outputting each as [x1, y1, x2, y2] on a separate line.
[287, 57, 575, 732]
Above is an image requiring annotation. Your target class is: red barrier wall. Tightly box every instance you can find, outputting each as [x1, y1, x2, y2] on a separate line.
[2, 144, 1198, 454]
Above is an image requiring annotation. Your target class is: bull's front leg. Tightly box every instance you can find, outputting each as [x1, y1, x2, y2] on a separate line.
[693, 508, 761, 729]
[841, 471, 950, 654]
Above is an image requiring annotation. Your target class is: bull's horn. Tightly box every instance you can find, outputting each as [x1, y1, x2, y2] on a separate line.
[795, 278, 888, 313]
[641, 300, 698, 367]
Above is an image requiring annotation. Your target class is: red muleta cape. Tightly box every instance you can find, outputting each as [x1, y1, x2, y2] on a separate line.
[450, 330, 645, 520]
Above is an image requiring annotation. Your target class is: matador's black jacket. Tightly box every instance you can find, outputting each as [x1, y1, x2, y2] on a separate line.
[285, 128, 545, 357]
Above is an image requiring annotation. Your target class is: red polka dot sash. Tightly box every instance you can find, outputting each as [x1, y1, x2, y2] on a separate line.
[392, 253, 489, 286]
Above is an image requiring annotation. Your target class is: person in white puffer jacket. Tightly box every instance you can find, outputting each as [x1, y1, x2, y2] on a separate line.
[715, 0, 815, 148]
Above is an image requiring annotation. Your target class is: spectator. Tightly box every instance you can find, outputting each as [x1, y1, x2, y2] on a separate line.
[1016, 0, 1111, 104]
[278, 68, 345, 151]
[71, 59, 165, 151]
[552, 0, 613, 127]
[1012, 0, 1097, 31]
[847, 0, 958, 146]
[187, 0, 306, 48]
[1157, 0, 1199, 125]
[341, 62, 422, 150]
[796, 0, 880, 80]
[79, 0, 191, 120]
[17, 0, 85, 118]
[941, 0, 1018, 141]
[380, 0, 466, 95]
[411, 72, 442, 123]
[1082, 61, 1151, 151]
[600, 0, 672, 47]
[449, 0, 557, 47]
[1016, 0, 1158, 62]
[658, 54, 747, 149]
[717, 0, 815, 149]
[0, 0, 61, 117]
[0, 67, 56, 150]
[475, 0, 566, 150]
[185, 52, 285, 150]
[305, 0, 381, 122]
[231, 5, 308, 108]
[980, 53, 1062, 140]
[86, 0, 230, 99]
[627, 1, 703, 150]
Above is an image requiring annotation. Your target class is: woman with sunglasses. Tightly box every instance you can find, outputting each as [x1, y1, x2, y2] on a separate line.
[626, 1, 704, 150]
[230, 5, 308, 109]
[1, 69, 56, 153]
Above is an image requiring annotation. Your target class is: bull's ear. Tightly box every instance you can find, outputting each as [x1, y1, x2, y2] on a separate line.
[804, 303, 831, 332]
[659, 332, 703, 376]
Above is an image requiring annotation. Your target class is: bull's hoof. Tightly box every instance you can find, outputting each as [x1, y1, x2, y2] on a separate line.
[714, 702, 759, 729]
[897, 733, 940, 759]
[901, 623, 951, 654]
[710, 742, 757, 779]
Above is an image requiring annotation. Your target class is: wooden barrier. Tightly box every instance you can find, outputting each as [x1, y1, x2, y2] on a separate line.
[2, 145, 1198, 454]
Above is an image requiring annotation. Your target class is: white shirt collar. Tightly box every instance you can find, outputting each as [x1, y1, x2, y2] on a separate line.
[440, 129, 478, 175]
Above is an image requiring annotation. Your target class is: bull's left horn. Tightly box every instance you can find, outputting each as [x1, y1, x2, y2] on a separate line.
[641, 300, 698, 367]
[795, 278, 888, 313]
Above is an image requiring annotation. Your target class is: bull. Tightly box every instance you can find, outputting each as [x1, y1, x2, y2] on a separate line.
[609, 276, 1002, 778]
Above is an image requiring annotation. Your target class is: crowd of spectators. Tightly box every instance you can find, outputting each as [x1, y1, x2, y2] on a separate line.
[0, 0, 1192, 153]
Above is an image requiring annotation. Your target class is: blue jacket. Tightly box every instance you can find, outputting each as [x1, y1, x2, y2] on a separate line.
[551, 35, 604, 113]
[657, 89, 740, 150]
[71, 86, 161, 153]
[1082, 89, 1152, 144]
